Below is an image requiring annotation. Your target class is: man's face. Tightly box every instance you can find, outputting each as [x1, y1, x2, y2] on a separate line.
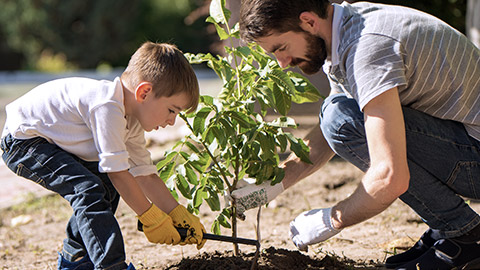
[257, 30, 328, 75]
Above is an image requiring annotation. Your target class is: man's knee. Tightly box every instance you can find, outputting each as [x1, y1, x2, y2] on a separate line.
[320, 94, 365, 147]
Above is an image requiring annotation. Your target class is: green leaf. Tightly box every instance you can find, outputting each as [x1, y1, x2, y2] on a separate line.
[193, 188, 208, 208]
[209, 0, 231, 24]
[269, 69, 296, 95]
[276, 133, 288, 152]
[286, 133, 312, 164]
[219, 118, 235, 137]
[271, 167, 286, 185]
[288, 71, 324, 103]
[211, 125, 227, 148]
[205, 188, 221, 211]
[185, 164, 198, 185]
[236, 46, 251, 58]
[212, 21, 230, 40]
[200, 95, 215, 106]
[212, 220, 221, 235]
[156, 151, 177, 170]
[176, 175, 192, 199]
[217, 212, 231, 229]
[229, 111, 253, 128]
[258, 132, 275, 160]
[193, 107, 212, 135]
[159, 162, 176, 183]
[184, 141, 200, 154]
[273, 84, 291, 116]
[208, 176, 224, 191]
[270, 117, 297, 128]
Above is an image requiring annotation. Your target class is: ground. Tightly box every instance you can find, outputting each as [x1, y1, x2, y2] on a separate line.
[1, 157, 439, 270]
[1, 82, 479, 269]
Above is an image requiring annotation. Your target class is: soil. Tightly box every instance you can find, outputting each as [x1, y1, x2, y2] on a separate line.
[1, 100, 479, 270]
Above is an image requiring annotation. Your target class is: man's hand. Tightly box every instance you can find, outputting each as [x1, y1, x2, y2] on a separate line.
[137, 204, 181, 245]
[289, 207, 341, 251]
[230, 179, 284, 217]
[169, 205, 206, 249]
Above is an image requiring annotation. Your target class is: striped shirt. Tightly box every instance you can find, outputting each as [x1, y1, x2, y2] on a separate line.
[325, 2, 480, 141]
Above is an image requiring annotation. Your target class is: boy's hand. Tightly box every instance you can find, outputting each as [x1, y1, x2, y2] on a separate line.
[169, 205, 206, 249]
[137, 204, 181, 245]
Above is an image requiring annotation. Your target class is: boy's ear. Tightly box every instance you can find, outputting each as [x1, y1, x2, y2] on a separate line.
[134, 82, 153, 102]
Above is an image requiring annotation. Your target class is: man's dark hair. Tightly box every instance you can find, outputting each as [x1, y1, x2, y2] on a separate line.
[240, 0, 331, 42]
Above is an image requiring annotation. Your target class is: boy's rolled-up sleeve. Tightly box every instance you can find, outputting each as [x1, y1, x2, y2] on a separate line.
[88, 102, 132, 173]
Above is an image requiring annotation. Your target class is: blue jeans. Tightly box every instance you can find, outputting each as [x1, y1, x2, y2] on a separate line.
[320, 94, 480, 239]
[1, 134, 128, 270]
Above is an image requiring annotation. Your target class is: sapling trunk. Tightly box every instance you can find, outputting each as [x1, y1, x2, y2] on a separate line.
[250, 206, 262, 270]
[232, 203, 239, 255]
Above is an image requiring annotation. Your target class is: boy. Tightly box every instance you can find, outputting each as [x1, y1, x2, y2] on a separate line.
[1, 42, 206, 270]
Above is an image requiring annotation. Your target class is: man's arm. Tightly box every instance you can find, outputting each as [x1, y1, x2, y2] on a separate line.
[281, 123, 336, 189]
[331, 87, 410, 229]
[231, 115, 335, 216]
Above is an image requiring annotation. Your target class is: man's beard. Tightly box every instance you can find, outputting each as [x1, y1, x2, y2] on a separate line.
[291, 32, 328, 75]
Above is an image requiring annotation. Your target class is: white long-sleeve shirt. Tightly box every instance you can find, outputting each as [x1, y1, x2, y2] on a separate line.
[2, 77, 157, 177]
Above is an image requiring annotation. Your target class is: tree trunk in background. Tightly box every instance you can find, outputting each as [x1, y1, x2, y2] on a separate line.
[467, 0, 480, 48]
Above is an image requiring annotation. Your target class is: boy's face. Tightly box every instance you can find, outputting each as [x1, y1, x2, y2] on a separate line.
[136, 89, 190, 132]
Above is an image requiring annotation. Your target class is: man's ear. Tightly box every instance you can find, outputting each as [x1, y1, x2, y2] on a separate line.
[134, 82, 153, 102]
[299, 11, 318, 33]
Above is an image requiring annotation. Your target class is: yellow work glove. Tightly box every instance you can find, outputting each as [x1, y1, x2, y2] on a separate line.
[137, 204, 181, 245]
[168, 205, 206, 249]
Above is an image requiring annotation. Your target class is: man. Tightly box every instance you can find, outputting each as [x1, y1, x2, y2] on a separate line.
[232, 1, 480, 269]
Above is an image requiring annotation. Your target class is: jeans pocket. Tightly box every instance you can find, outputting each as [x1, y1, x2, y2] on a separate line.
[446, 161, 480, 199]
[16, 163, 47, 188]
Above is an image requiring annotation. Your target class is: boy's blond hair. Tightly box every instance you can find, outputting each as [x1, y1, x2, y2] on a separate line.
[121, 42, 199, 112]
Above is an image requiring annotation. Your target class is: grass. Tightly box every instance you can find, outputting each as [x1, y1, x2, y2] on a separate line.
[0, 193, 71, 227]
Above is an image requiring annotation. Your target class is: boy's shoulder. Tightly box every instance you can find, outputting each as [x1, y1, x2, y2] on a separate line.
[43, 76, 112, 87]
[26, 77, 123, 107]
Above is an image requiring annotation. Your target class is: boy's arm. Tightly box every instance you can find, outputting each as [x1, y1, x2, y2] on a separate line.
[134, 174, 179, 213]
[135, 173, 206, 249]
[108, 170, 152, 215]
[108, 170, 185, 245]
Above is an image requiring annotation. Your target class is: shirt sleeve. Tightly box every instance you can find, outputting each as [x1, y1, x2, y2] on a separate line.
[88, 102, 130, 173]
[343, 34, 408, 109]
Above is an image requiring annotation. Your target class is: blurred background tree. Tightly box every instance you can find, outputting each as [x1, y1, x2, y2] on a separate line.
[0, 0, 468, 71]
[0, 0, 216, 71]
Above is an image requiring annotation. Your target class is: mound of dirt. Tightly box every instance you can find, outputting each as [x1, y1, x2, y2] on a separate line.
[162, 246, 372, 270]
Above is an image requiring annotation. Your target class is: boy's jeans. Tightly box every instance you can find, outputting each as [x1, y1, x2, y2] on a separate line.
[320, 94, 480, 239]
[1, 134, 128, 270]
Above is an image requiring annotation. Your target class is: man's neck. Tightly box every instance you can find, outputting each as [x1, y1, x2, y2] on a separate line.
[318, 4, 335, 57]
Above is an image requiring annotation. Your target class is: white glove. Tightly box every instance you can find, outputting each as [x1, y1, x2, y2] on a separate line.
[230, 179, 284, 217]
[289, 207, 341, 252]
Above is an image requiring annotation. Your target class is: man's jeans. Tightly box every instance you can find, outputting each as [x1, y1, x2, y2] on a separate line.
[320, 94, 480, 239]
[1, 134, 128, 270]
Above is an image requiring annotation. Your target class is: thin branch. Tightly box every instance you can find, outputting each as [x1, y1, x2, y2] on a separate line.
[181, 114, 232, 190]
